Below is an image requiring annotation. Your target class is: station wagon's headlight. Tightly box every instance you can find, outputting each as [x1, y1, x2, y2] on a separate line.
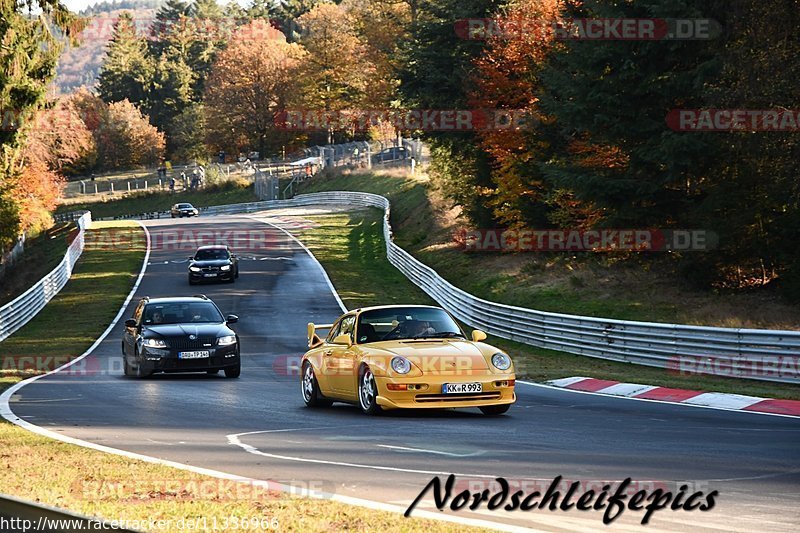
[218, 335, 237, 346]
[189, 266, 201, 272]
[491, 352, 511, 370]
[143, 338, 167, 348]
[391, 356, 411, 374]
[221, 265, 231, 271]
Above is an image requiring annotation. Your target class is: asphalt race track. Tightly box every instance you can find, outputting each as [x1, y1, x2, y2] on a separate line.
[7, 213, 800, 532]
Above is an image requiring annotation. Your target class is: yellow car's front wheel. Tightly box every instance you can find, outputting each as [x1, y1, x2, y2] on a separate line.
[302, 362, 331, 408]
[480, 404, 511, 416]
[358, 366, 383, 416]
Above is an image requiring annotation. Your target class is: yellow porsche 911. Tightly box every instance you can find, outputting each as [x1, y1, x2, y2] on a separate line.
[301, 305, 516, 416]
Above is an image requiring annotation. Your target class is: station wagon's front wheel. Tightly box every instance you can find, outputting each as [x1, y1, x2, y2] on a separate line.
[358, 366, 382, 415]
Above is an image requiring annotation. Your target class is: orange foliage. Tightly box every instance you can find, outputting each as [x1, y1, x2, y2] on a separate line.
[468, 0, 564, 227]
[12, 157, 64, 236]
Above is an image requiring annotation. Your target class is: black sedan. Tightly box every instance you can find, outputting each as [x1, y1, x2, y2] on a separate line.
[188, 245, 239, 284]
[170, 202, 199, 217]
[122, 296, 241, 378]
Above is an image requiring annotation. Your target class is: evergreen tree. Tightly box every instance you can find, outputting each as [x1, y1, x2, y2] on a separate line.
[97, 12, 153, 107]
[150, 0, 190, 57]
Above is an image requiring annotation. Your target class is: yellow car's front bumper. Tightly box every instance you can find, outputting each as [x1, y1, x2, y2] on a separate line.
[374, 374, 516, 410]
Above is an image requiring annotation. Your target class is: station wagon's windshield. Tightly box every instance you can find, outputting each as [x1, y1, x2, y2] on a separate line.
[356, 307, 464, 343]
[143, 302, 223, 325]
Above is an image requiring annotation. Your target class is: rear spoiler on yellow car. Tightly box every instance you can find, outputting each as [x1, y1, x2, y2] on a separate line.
[307, 323, 333, 349]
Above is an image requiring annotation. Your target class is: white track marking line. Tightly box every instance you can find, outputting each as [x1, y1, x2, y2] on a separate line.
[376, 444, 485, 458]
[516, 381, 800, 419]
[546, 376, 589, 388]
[228, 430, 500, 479]
[682, 392, 764, 410]
[596, 383, 658, 397]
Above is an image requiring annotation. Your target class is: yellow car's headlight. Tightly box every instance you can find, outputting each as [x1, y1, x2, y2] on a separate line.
[491, 352, 512, 371]
[391, 356, 411, 374]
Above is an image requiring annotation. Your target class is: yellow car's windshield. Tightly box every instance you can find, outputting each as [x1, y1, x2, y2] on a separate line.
[357, 307, 465, 343]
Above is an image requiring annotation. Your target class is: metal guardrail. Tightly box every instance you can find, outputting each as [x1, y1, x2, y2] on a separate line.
[0, 494, 137, 532]
[44, 193, 800, 383]
[0, 212, 91, 343]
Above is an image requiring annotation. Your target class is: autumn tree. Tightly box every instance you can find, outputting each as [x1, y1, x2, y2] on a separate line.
[73, 91, 165, 170]
[23, 98, 97, 176]
[203, 20, 306, 156]
[297, 2, 373, 143]
[0, 0, 83, 248]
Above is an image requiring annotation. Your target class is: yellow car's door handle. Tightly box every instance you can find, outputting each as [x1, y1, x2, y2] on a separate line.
[323, 350, 333, 356]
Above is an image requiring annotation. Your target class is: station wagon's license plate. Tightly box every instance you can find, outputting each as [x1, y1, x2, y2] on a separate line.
[179, 351, 210, 359]
[203, 273, 217, 277]
[442, 382, 482, 394]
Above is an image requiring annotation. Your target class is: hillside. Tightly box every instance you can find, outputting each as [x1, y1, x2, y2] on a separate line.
[55, 3, 160, 94]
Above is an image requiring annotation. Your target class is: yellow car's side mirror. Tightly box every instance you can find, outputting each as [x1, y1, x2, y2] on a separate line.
[333, 334, 353, 347]
[471, 329, 487, 342]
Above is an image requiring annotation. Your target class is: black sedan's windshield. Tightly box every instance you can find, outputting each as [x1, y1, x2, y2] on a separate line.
[194, 249, 230, 261]
[356, 307, 464, 343]
[143, 302, 224, 325]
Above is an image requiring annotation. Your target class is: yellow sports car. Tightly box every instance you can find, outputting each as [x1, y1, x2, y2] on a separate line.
[301, 305, 516, 415]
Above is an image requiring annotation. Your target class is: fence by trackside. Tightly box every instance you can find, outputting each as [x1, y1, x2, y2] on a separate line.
[0, 212, 91, 343]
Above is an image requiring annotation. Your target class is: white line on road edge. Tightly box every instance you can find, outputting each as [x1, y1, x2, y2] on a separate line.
[515, 381, 800, 419]
[0, 220, 532, 533]
[244, 214, 348, 313]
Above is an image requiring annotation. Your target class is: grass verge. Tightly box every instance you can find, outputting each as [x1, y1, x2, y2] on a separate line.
[295, 208, 800, 401]
[57, 180, 260, 220]
[0, 222, 484, 532]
